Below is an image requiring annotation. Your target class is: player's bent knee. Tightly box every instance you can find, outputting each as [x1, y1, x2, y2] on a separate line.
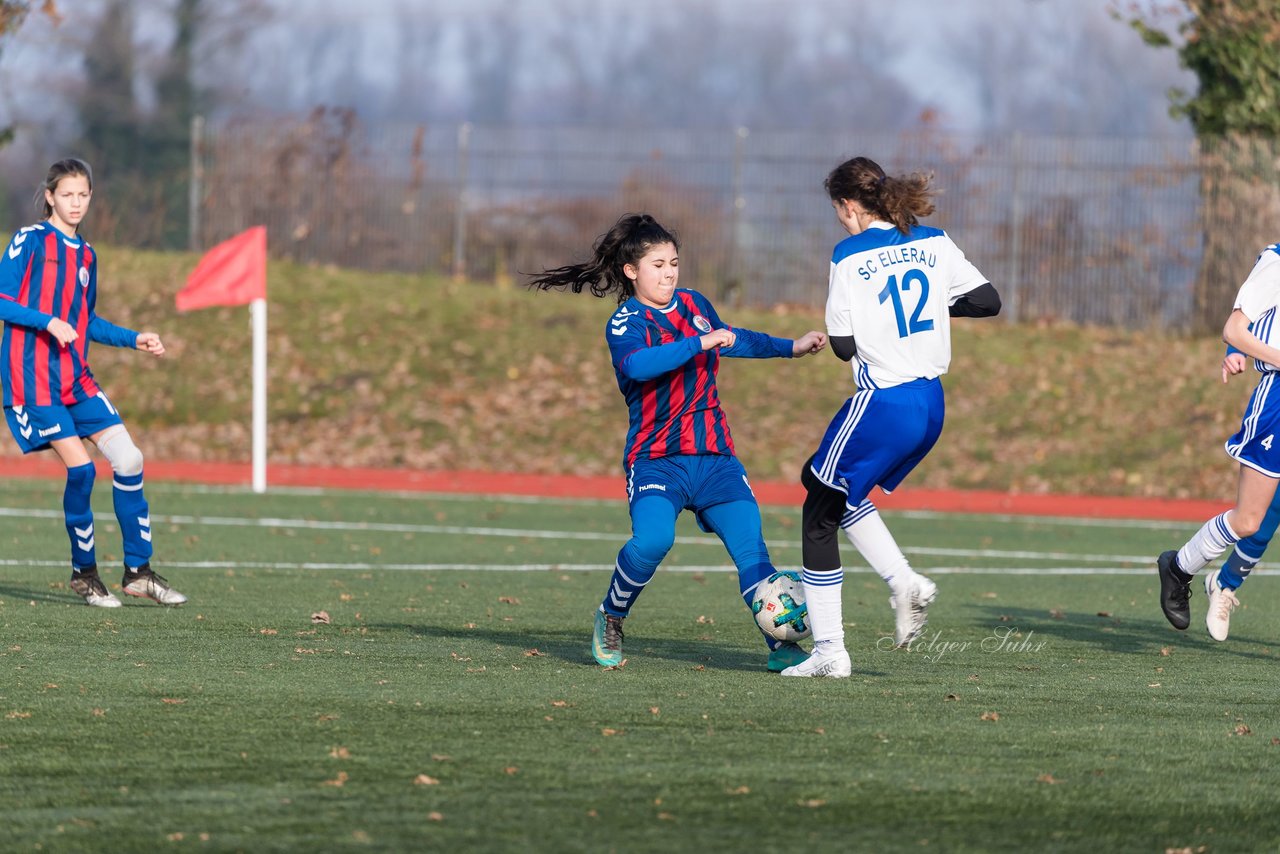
[66, 462, 95, 491]
[98, 428, 144, 476]
[629, 528, 676, 564]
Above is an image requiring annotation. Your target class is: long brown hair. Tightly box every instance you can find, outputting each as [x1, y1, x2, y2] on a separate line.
[526, 213, 679, 304]
[36, 158, 93, 219]
[824, 156, 935, 235]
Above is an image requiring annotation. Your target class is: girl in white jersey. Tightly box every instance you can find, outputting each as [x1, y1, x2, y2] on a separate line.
[1157, 244, 1280, 642]
[782, 156, 1000, 678]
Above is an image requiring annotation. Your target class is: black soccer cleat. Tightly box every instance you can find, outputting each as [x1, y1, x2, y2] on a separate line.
[1157, 550, 1192, 630]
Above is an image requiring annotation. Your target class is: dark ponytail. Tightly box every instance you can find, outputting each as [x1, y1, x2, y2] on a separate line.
[527, 213, 679, 304]
[824, 156, 935, 235]
[36, 158, 93, 218]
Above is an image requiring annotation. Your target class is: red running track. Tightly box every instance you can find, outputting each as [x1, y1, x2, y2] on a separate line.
[0, 455, 1229, 522]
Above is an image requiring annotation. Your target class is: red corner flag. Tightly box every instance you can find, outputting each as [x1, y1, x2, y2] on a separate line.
[176, 226, 267, 311]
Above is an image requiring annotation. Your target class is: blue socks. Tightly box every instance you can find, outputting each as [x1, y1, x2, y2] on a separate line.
[111, 469, 153, 569]
[64, 463, 96, 570]
[1218, 547, 1256, 591]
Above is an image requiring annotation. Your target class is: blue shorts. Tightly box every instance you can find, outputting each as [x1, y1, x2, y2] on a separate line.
[1226, 372, 1280, 477]
[626, 454, 758, 530]
[810, 377, 944, 509]
[4, 392, 124, 454]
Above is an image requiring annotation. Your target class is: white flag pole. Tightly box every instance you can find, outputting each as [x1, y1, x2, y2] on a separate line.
[250, 297, 267, 493]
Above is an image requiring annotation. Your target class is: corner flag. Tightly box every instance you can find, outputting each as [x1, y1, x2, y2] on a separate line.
[178, 226, 270, 493]
[176, 226, 267, 311]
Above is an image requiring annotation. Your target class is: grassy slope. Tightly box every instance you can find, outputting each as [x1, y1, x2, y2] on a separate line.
[3, 245, 1250, 500]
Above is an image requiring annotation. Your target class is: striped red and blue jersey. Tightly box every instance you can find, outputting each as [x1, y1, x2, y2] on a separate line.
[0, 222, 138, 408]
[605, 288, 793, 469]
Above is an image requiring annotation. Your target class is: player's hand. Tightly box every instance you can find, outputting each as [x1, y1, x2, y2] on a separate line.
[792, 331, 827, 357]
[1222, 352, 1247, 383]
[136, 332, 165, 357]
[700, 328, 736, 351]
[45, 318, 77, 347]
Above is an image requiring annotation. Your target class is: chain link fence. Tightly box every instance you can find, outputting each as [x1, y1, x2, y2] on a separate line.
[192, 113, 1279, 329]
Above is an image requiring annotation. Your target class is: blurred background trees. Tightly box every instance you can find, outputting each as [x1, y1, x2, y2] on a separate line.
[1125, 0, 1280, 332]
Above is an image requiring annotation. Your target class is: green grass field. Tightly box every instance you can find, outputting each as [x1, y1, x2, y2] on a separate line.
[0, 477, 1277, 853]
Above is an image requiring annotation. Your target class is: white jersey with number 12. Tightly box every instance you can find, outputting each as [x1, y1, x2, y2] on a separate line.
[826, 221, 988, 390]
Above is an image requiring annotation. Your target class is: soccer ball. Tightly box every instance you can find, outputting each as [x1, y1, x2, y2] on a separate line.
[751, 570, 811, 642]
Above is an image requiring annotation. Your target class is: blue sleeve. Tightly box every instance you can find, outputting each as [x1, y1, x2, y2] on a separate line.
[691, 292, 792, 359]
[1227, 344, 1242, 357]
[0, 296, 55, 331]
[0, 228, 55, 331]
[606, 304, 702, 382]
[88, 315, 138, 349]
[721, 327, 793, 359]
[619, 336, 701, 381]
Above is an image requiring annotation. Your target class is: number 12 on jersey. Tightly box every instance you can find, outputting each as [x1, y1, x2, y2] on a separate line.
[878, 269, 934, 338]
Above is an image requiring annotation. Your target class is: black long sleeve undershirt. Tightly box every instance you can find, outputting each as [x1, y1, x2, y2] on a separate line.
[828, 282, 1001, 362]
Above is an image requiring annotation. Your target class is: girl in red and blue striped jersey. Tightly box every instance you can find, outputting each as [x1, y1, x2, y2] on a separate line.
[0, 159, 185, 608]
[529, 213, 827, 670]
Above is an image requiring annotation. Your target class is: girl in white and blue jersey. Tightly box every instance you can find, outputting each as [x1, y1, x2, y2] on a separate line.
[782, 156, 1001, 678]
[1157, 244, 1280, 642]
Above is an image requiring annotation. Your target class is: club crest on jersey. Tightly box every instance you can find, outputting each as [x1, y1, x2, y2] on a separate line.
[79, 267, 90, 288]
[693, 315, 712, 333]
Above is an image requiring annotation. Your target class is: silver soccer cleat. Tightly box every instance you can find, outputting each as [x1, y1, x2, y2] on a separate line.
[122, 564, 188, 606]
[69, 568, 123, 608]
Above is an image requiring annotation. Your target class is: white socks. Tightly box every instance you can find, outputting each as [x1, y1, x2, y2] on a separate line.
[1176, 512, 1240, 575]
[800, 568, 844, 646]
[842, 499, 916, 597]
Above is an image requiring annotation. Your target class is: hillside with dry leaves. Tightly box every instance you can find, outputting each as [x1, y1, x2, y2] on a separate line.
[0, 246, 1252, 502]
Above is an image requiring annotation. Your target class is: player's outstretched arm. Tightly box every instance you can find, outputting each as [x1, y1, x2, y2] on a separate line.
[791, 330, 827, 357]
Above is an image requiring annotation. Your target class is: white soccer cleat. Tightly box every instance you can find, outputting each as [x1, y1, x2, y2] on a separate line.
[779, 645, 851, 678]
[1203, 569, 1239, 642]
[891, 574, 938, 647]
[69, 570, 123, 608]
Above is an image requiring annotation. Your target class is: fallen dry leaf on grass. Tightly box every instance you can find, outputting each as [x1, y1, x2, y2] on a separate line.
[329, 747, 350, 759]
[311, 611, 331, 624]
[980, 711, 1000, 722]
[1036, 774, 1060, 784]
[323, 771, 349, 787]
[414, 774, 440, 786]
[523, 649, 545, 657]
